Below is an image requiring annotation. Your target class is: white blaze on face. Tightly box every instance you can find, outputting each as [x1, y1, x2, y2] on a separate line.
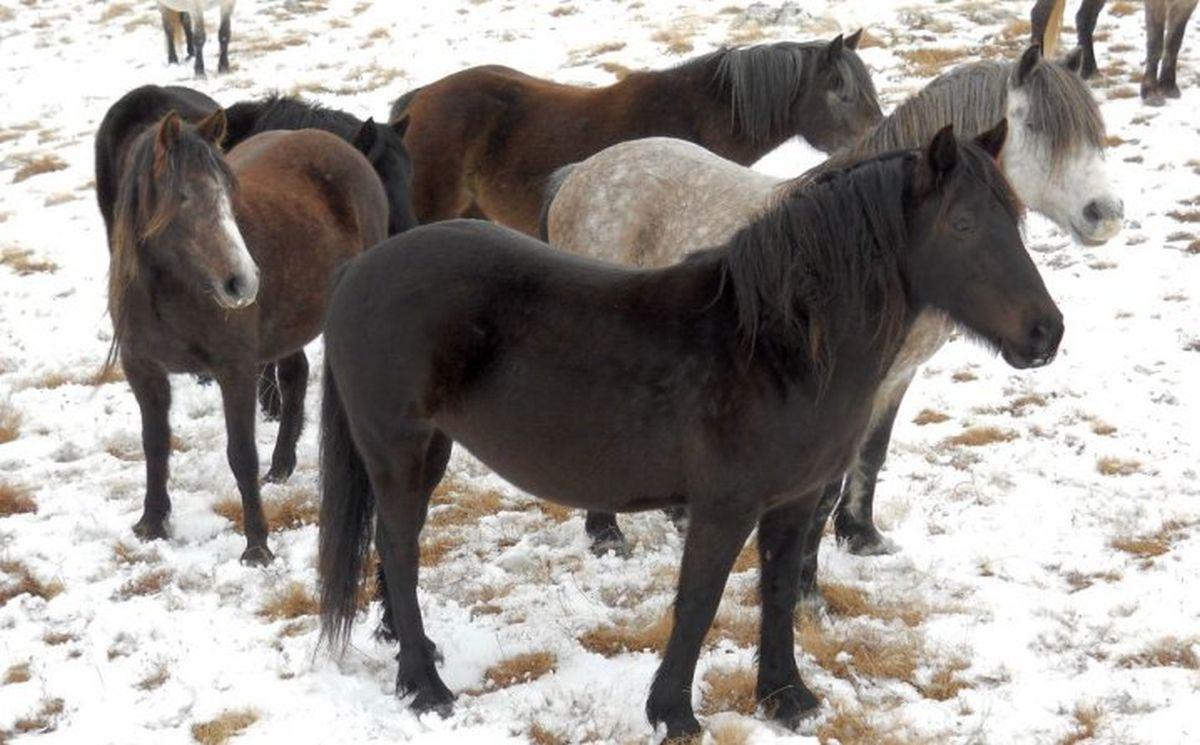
[1002, 87, 1123, 246]
[215, 192, 259, 308]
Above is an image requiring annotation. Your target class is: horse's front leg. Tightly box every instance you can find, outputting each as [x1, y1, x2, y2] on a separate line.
[646, 501, 756, 739]
[125, 355, 172, 541]
[217, 1, 232, 73]
[1076, 0, 1108, 79]
[160, 8, 179, 64]
[833, 400, 902, 555]
[215, 363, 272, 564]
[797, 478, 844, 608]
[181, 11, 195, 58]
[1143, 0, 1169, 104]
[190, 9, 207, 78]
[1159, 0, 1198, 98]
[757, 496, 821, 728]
[584, 510, 630, 557]
[264, 351, 307, 483]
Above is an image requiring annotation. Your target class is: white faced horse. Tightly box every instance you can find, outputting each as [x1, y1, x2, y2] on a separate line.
[158, 0, 236, 78]
[542, 44, 1120, 594]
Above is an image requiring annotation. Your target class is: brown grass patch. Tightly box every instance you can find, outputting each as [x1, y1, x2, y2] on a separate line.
[652, 27, 695, 55]
[0, 560, 63, 606]
[528, 723, 566, 745]
[136, 662, 170, 691]
[0, 248, 58, 275]
[708, 718, 755, 745]
[191, 709, 258, 745]
[426, 478, 506, 528]
[42, 630, 73, 646]
[913, 408, 949, 425]
[12, 697, 64, 734]
[898, 47, 968, 76]
[114, 568, 172, 600]
[0, 480, 36, 517]
[1096, 456, 1140, 476]
[699, 665, 757, 716]
[420, 534, 458, 566]
[820, 583, 926, 627]
[815, 702, 917, 745]
[258, 581, 319, 621]
[598, 61, 634, 79]
[213, 486, 319, 533]
[97, 1, 133, 23]
[943, 426, 1017, 447]
[1059, 703, 1103, 745]
[0, 401, 22, 443]
[549, 5, 578, 16]
[731, 537, 758, 573]
[1107, 86, 1138, 100]
[1007, 394, 1047, 414]
[3, 662, 31, 685]
[951, 369, 977, 382]
[1168, 209, 1200, 223]
[1091, 420, 1117, 436]
[1108, 1, 1139, 16]
[1111, 520, 1191, 560]
[534, 500, 572, 523]
[479, 651, 556, 689]
[580, 606, 758, 656]
[796, 617, 919, 683]
[12, 154, 67, 183]
[589, 41, 625, 56]
[1119, 637, 1199, 670]
[920, 657, 972, 701]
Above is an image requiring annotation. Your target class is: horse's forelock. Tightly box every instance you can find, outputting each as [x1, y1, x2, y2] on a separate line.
[1011, 57, 1105, 166]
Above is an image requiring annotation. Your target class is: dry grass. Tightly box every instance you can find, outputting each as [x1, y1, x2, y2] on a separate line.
[1096, 456, 1141, 476]
[0, 560, 64, 607]
[16, 365, 124, 391]
[191, 709, 258, 745]
[1107, 86, 1138, 100]
[1167, 209, 1200, 223]
[598, 61, 634, 79]
[820, 583, 925, 627]
[480, 651, 556, 689]
[549, 4, 578, 16]
[0, 480, 36, 517]
[12, 697, 64, 734]
[731, 537, 758, 573]
[951, 369, 977, 382]
[920, 657, 972, 701]
[42, 630, 73, 646]
[1091, 421, 1117, 436]
[708, 719, 755, 745]
[12, 154, 67, 183]
[114, 568, 172, 600]
[579, 605, 758, 657]
[815, 702, 919, 745]
[0, 247, 58, 275]
[136, 663, 170, 691]
[97, 1, 133, 23]
[897, 47, 968, 76]
[943, 426, 1018, 447]
[0, 401, 22, 444]
[2, 662, 31, 685]
[1059, 704, 1103, 745]
[420, 534, 458, 566]
[213, 486, 319, 533]
[699, 665, 757, 716]
[1111, 520, 1191, 560]
[258, 581, 319, 621]
[528, 723, 566, 745]
[795, 617, 919, 683]
[1119, 637, 1199, 670]
[1108, 1, 1139, 16]
[651, 27, 695, 55]
[913, 408, 949, 425]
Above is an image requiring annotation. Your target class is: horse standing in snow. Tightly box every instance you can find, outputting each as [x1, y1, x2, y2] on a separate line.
[157, 0, 236, 77]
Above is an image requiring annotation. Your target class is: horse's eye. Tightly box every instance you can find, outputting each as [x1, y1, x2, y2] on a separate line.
[953, 217, 973, 233]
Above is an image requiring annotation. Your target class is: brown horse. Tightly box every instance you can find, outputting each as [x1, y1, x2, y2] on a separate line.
[103, 109, 387, 564]
[390, 34, 882, 236]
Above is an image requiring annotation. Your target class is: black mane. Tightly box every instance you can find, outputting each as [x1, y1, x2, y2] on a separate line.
[224, 94, 364, 148]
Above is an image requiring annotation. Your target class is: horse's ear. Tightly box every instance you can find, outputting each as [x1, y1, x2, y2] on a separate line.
[823, 34, 844, 65]
[352, 118, 380, 163]
[845, 28, 864, 51]
[391, 114, 410, 139]
[196, 108, 227, 148]
[926, 124, 958, 182]
[155, 112, 182, 164]
[974, 118, 1007, 160]
[1063, 46, 1084, 75]
[1014, 44, 1042, 86]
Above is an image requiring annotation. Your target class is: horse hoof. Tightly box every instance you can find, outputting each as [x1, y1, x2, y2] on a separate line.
[841, 529, 898, 557]
[132, 517, 168, 542]
[661, 717, 702, 742]
[408, 684, 455, 716]
[240, 544, 274, 566]
[262, 465, 294, 484]
[1161, 84, 1182, 99]
[589, 532, 631, 558]
[796, 589, 827, 616]
[761, 684, 820, 730]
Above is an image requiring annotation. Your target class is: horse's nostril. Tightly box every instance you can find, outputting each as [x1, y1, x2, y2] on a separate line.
[224, 275, 245, 299]
[1083, 200, 1103, 223]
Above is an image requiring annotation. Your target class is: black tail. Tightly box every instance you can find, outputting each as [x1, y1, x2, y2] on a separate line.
[388, 85, 424, 125]
[317, 356, 375, 653]
[538, 164, 575, 244]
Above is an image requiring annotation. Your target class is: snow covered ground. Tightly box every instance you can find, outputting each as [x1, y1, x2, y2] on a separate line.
[1, 0, 1198, 742]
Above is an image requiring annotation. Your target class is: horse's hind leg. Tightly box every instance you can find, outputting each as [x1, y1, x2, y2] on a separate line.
[217, 1, 232, 73]
[265, 351, 308, 483]
[1159, 0, 1198, 97]
[833, 401, 901, 556]
[181, 12, 194, 58]
[1143, 0, 1169, 104]
[1076, 0, 1108, 79]
[797, 478, 845, 609]
[366, 425, 455, 713]
[584, 511, 630, 557]
[215, 363, 272, 564]
[757, 496, 821, 728]
[190, 9, 207, 78]
[125, 355, 172, 541]
[646, 501, 756, 738]
[257, 363, 282, 421]
[161, 8, 179, 64]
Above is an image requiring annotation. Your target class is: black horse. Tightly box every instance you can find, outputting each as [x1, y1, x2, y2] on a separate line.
[317, 125, 1062, 739]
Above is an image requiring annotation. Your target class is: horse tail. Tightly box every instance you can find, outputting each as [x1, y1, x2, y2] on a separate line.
[389, 85, 424, 125]
[317, 351, 374, 653]
[538, 164, 575, 244]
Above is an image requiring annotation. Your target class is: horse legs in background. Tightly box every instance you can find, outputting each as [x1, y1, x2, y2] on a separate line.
[264, 351, 308, 483]
[190, 10, 208, 78]
[126, 355, 172, 542]
[161, 8, 181, 64]
[1144, 0, 1170, 104]
[218, 3, 232, 74]
[182, 12, 194, 58]
[833, 400, 903, 556]
[1159, 0, 1199, 97]
[214, 363, 273, 564]
[258, 363, 282, 421]
[797, 479, 845, 608]
[756, 498, 821, 727]
[1076, 0, 1108, 78]
[584, 510, 630, 557]
[645, 501, 757, 738]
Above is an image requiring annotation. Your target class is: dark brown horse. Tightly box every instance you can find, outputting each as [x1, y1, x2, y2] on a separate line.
[390, 34, 882, 235]
[102, 108, 387, 564]
[317, 127, 1062, 738]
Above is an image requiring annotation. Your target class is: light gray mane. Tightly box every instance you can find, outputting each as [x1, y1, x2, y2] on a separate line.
[849, 58, 1104, 168]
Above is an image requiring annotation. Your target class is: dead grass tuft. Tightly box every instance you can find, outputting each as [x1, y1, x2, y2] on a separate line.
[913, 408, 950, 425]
[426, 478, 506, 528]
[951, 369, 977, 382]
[0, 560, 64, 606]
[821, 583, 926, 627]
[12, 697, 64, 734]
[1119, 637, 1199, 670]
[258, 581, 319, 621]
[136, 662, 170, 691]
[897, 47, 968, 76]
[0, 248, 58, 275]
[796, 616, 919, 683]
[0, 480, 36, 517]
[699, 665, 757, 715]
[708, 718, 756, 745]
[920, 657, 972, 701]
[943, 426, 1018, 448]
[598, 61, 634, 79]
[191, 709, 258, 745]
[1109, 1, 1139, 17]
[815, 702, 918, 745]
[652, 27, 695, 55]
[0, 401, 22, 444]
[42, 630, 73, 646]
[1168, 209, 1200, 223]
[1091, 421, 1117, 436]
[114, 568, 172, 600]
[549, 4, 578, 16]
[1059, 703, 1103, 745]
[3, 662, 31, 685]
[480, 651, 556, 689]
[528, 722, 566, 745]
[1096, 456, 1141, 476]
[214, 486, 319, 533]
[12, 154, 67, 183]
[97, 1, 133, 23]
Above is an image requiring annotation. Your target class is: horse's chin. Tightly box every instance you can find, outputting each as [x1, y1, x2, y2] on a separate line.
[1001, 343, 1055, 370]
[1068, 220, 1120, 247]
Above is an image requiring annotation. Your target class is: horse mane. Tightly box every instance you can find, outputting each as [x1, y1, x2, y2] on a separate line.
[106, 116, 236, 368]
[850, 58, 1103, 168]
[226, 93, 362, 144]
[668, 41, 859, 144]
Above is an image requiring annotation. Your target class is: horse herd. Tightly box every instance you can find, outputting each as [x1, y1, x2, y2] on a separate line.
[91, 13, 1160, 737]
